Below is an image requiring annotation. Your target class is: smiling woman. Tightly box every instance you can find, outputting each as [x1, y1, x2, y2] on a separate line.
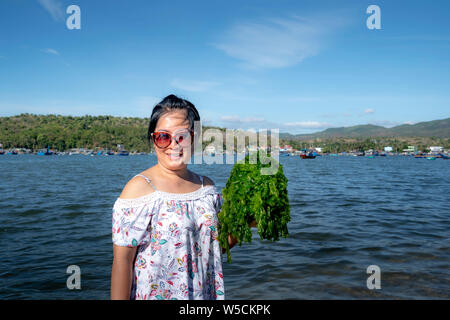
[110, 94, 243, 300]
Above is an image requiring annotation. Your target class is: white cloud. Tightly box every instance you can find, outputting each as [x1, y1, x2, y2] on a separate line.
[213, 13, 347, 69]
[42, 48, 60, 55]
[364, 108, 375, 114]
[171, 79, 220, 92]
[37, 0, 65, 22]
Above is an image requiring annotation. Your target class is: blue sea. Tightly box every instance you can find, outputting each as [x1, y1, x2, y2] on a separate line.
[0, 154, 448, 299]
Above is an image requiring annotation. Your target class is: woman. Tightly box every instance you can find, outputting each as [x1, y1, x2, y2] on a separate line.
[110, 94, 250, 300]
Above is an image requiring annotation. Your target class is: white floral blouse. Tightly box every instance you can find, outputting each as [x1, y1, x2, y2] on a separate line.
[112, 174, 225, 300]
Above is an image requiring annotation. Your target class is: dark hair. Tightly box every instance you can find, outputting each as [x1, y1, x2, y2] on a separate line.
[147, 94, 201, 144]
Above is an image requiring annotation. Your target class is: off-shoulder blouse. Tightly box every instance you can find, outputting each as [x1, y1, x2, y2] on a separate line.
[112, 174, 225, 300]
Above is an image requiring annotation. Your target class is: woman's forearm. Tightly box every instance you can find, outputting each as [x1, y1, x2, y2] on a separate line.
[111, 258, 134, 300]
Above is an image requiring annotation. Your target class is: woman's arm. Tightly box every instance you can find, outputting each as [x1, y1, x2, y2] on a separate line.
[110, 245, 137, 300]
[111, 176, 154, 299]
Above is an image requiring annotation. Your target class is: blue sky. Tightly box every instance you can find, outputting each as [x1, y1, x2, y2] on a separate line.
[1, 0, 449, 134]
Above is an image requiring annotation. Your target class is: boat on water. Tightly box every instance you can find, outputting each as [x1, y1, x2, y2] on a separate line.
[117, 150, 129, 156]
[7, 149, 18, 155]
[413, 152, 449, 160]
[300, 149, 316, 159]
[37, 147, 53, 156]
[414, 153, 427, 158]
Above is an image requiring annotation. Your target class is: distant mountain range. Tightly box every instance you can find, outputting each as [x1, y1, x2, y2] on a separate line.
[280, 118, 450, 140]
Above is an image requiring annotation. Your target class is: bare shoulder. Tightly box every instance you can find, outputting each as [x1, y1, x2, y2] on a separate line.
[201, 175, 215, 187]
[119, 174, 155, 199]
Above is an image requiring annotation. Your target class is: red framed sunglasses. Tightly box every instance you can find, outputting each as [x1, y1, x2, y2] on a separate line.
[151, 129, 194, 148]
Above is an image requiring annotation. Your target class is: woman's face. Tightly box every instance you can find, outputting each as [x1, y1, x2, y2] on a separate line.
[153, 110, 194, 171]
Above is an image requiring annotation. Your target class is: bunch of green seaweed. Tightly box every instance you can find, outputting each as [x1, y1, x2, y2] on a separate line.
[218, 151, 291, 262]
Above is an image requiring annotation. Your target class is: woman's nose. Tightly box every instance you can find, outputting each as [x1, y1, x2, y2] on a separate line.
[168, 136, 181, 149]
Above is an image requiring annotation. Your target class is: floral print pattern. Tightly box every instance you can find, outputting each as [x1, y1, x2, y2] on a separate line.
[112, 186, 224, 300]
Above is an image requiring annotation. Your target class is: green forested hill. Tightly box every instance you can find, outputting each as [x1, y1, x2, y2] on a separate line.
[282, 118, 450, 140]
[1, 114, 449, 153]
[0, 113, 227, 152]
[387, 118, 450, 137]
[0, 114, 151, 151]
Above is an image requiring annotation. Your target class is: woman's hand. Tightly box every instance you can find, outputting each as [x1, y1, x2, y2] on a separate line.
[223, 219, 258, 253]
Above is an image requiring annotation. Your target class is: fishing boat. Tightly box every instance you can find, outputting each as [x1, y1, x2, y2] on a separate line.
[440, 153, 450, 160]
[426, 157, 436, 160]
[117, 150, 129, 156]
[7, 149, 18, 155]
[299, 149, 316, 159]
[37, 147, 53, 156]
[352, 150, 365, 157]
[414, 153, 427, 158]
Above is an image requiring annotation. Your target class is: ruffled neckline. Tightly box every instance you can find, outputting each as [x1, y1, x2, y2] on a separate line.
[114, 185, 218, 206]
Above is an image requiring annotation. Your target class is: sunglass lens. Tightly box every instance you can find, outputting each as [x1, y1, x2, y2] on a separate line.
[175, 132, 191, 146]
[154, 133, 171, 148]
